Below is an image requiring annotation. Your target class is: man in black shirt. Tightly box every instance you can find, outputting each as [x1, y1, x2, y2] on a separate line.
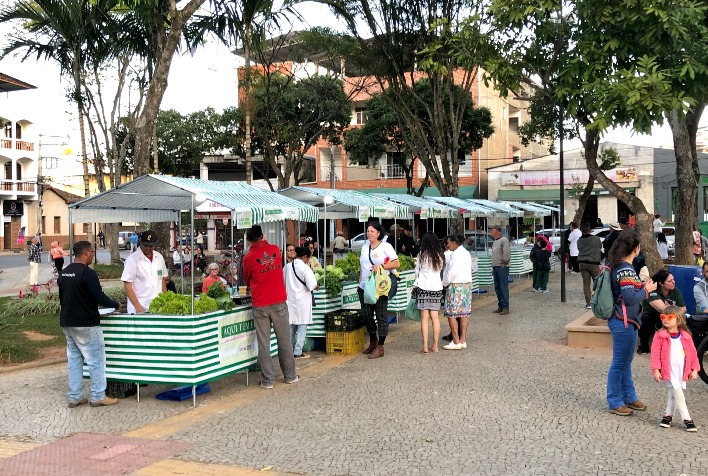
[398, 225, 419, 257]
[59, 241, 121, 408]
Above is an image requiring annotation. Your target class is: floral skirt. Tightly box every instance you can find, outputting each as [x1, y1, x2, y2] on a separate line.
[416, 288, 443, 311]
[444, 282, 473, 319]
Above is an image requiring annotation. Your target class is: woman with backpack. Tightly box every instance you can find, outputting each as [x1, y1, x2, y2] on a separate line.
[606, 233, 657, 417]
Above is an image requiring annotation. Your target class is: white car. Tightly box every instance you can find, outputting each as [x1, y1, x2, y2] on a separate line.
[349, 232, 367, 252]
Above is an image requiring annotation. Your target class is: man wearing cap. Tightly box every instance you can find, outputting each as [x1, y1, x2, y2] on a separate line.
[121, 230, 168, 314]
[398, 224, 419, 257]
[242, 225, 298, 388]
[603, 223, 622, 261]
[59, 241, 122, 407]
[490, 225, 511, 315]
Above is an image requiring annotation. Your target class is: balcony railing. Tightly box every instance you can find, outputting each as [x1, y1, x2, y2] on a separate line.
[0, 139, 36, 152]
[385, 163, 405, 178]
[0, 180, 36, 194]
[16, 140, 34, 152]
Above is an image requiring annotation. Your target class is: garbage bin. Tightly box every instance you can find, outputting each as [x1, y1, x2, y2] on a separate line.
[667, 264, 702, 314]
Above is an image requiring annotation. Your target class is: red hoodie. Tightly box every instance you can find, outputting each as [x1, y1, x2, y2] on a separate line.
[242, 239, 287, 307]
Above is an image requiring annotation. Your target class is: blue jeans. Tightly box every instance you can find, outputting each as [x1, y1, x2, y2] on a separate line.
[606, 318, 639, 409]
[492, 266, 510, 309]
[290, 324, 308, 356]
[63, 326, 106, 403]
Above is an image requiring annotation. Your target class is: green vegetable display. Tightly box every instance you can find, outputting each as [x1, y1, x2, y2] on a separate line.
[206, 282, 234, 311]
[194, 294, 218, 314]
[149, 291, 191, 315]
[397, 254, 415, 271]
[334, 252, 360, 280]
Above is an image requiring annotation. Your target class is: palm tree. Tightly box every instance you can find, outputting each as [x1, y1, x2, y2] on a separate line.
[0, 0, 120, 202]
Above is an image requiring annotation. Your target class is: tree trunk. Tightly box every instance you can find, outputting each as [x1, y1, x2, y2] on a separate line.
[572, 135, 601, 225]
[103, 223, 121, 265]
[244, 29, 252, 185]
[586, 147, 663, 273]
[132, 0, 206, 176]
[667, 110, 699, 265]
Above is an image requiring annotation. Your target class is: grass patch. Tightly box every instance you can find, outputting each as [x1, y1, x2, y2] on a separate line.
[95, 263, 124, 280]
[0, 296, 63, 364]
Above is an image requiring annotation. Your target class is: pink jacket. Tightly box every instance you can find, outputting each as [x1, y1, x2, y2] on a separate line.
[650, 328, 700, 382]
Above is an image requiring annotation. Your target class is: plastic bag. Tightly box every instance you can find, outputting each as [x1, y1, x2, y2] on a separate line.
[699, 257, 705, 267]
[364, 273, 378, 304]
[374, 268, 391, 299]
[405, 296, 421, 321]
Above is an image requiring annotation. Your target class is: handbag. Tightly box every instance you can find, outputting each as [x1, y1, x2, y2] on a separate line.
[404, 295, 421, 321]
[291, 262, 316, 307]
[364, 273, 378, 304]
[368, 245, 397, 299]
[374, 268, 392, 299]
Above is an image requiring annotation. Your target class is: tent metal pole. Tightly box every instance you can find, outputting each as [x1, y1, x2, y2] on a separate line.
[178, 210, 183, 294]
[68, 209, 74, 264]
[190, 195, 194, 315]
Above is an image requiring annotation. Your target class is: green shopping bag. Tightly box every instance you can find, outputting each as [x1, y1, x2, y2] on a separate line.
[405, 295, 421, 321]
[364, 273, 378, 304]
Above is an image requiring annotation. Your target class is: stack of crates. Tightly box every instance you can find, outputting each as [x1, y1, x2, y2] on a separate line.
[325, 310, 365, 355]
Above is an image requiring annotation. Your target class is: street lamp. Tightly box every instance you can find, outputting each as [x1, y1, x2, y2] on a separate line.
[323, 195, 334, 282]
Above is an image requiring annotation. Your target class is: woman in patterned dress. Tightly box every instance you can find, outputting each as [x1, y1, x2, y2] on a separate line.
[442, 234, 473, 350]
[414, 232, 446, 353]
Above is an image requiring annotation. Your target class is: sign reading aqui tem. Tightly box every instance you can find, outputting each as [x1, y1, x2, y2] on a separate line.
[236, 210, 252, 229]
[358, 206, 370, 222]
[218, 309, 258, 365]
[341, 284, 360, 309]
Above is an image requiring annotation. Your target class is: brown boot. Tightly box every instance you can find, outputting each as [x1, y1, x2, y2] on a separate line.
[368, 345, 384, 359]
[363, 338, 377, 355]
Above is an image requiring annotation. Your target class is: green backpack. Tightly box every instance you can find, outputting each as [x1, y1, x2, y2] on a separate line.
[590, 266, 616, 320]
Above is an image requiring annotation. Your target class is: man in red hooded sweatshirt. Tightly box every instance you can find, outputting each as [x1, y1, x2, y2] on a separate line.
[242, 225, 298, 389]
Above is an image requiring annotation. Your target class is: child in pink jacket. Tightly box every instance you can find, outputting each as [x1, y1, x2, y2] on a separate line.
[650, 305, 700, 432]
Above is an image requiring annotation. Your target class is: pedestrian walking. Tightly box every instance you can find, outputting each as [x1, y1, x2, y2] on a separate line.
[490, 225, 510, 315]
[59, 241, 122, 408]
[530, 236, 551, 293]
[50, 241, 69, 275]
[331, 231, 349, 262]
[577, 223, 602, 309]
[441, 234, 472, 350]
[568, 222, 581, 273]
[656, 232, 669, 260]
[413, 232, 445, 353]
[97, 230, 105, 248]
[28, 236, 42, 286]
[652, 214, 664, 239]
[650, 305, 700, 431]
[606, 233, 656, 416]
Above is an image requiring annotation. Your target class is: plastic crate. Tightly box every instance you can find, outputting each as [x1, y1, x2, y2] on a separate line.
[326, 327, 366, 355]
[325, 310, 362, 332]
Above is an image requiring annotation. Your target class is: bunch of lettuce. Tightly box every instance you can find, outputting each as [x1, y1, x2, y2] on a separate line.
[206, 282, 234, 311]
[149, 291, 191, 315]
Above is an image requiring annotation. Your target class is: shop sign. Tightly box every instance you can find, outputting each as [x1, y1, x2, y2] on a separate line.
[218, 309, 258, 365]
[341, 286, 360, 309]
[3, 201, 23, 217]
[358, 206, 370, 222]
[236, 210, 252, 229]
[501, 167, 638, 186]
[372, 206, 394, 218]
[420, 208, 430, 220]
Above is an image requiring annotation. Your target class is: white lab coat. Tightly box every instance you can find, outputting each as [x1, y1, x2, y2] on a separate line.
[284, 259, 318, 325]
[121, 248, 168, 314]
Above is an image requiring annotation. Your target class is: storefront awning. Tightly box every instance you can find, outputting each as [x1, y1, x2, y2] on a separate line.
[496, 189, 561, 204]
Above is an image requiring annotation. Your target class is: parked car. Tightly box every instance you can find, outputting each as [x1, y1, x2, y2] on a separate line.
[118, 231, 133, 250]
[350, 232, 367, 252]
[512, 228, 565, 254]
[463, 230, 496, 252]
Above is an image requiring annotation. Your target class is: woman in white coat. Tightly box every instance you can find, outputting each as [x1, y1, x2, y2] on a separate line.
[284, 246, 319, 359]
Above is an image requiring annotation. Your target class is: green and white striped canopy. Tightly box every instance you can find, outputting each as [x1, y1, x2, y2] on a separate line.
[429, 196, 502, 217]
[69, 175, 318, 224]
[370, 193, 458, 219]
[279, 186, 409, 220]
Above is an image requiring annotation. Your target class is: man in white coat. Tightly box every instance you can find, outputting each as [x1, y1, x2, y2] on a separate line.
[284, 246, 319, 359]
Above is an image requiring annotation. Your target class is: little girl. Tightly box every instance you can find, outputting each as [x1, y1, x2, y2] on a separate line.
[650, 305, 700, 432]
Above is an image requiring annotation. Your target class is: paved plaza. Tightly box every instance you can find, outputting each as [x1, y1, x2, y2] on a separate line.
[0, 267, 707, 475]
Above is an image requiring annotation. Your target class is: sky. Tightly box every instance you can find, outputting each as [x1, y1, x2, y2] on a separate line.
[0, 2, 705, 157]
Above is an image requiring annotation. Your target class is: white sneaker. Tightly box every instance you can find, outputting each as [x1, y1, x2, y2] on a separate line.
[459, 342, 467, 349]
[585, 304, 592, 309]
[532, 288, 540, 293]
[542, 289, 549, 293]
[443, 342, 462, 350]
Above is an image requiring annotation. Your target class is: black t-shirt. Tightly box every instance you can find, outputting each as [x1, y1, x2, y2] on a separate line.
[58, 263, 120, 327]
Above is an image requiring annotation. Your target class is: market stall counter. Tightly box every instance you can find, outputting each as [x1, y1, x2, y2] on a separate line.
[90, 305, 278, 406]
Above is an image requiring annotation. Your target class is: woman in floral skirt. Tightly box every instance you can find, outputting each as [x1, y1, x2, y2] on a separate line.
[442, 234, 473, 350]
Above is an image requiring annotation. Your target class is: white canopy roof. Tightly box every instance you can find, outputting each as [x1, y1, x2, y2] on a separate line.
[428, 196, 501, 217]
[69, 175, 319, 225]
[499, 201, 552, 217]
[279, 186, 409, 220]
